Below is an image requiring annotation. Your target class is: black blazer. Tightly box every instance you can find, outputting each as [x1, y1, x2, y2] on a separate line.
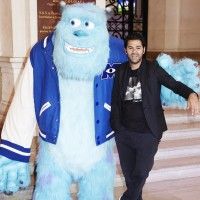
[110, 59, 195, 139]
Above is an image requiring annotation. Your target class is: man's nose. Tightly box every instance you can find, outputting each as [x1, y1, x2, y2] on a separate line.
[131, 49, 137, 53]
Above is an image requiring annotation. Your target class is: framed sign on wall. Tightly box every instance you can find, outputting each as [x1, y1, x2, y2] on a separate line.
[37, 0, 95, 40]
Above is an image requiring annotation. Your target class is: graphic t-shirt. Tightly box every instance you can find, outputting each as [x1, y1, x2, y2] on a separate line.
[122, 68, 150, 133]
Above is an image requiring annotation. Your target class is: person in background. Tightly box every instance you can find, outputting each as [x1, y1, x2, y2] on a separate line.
[110, 33, 199, 200]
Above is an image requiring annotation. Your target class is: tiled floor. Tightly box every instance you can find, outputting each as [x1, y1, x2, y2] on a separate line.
[1, 177, 200, 200]
[115, 177, 200, 200]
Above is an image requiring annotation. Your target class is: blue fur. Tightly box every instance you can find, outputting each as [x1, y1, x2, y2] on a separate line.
[156, 53, 174, 72]
[34, 3, 115, 199]
[53, 3, 109, 80]
[78, 157, 115, 200]
[49, 79, 113, 173]
[0, 157, 30, 193]
[34, 139, 115, 200]
[33, 140, 73, 200]
[157, 53, 200, 108]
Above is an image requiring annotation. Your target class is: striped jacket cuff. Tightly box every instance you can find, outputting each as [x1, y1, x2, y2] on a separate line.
[0, 140, 31, 163]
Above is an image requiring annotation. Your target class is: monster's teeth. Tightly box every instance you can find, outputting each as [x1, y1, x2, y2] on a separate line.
[65, 43, 93, 54]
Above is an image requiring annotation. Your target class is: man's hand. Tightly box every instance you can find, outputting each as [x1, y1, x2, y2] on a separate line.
[187, 93, 199, 115]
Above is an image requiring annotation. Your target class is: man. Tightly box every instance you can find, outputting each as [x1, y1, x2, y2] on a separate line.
[110, 33, 199, 200]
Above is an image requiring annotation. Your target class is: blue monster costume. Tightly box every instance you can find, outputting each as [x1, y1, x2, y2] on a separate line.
[0, 3, 126, 200]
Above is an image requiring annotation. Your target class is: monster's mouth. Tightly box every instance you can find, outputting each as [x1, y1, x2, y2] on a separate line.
[65, 42, 93, 54]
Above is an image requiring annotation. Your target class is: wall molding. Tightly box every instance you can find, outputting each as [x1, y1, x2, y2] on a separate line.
[146, 51, 200, 62]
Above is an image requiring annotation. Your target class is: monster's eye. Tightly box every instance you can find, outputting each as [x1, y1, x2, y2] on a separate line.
[84, 21, 95, 29]
[106, 67, 116, 74]
[70, 18, 81, 27]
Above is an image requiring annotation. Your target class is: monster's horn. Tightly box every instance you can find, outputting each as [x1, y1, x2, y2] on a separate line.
[60, 1, 66, 13]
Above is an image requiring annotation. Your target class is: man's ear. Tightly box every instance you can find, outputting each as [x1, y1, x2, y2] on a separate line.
[143, 47, 146, 54]
[124, 48, 127, 54]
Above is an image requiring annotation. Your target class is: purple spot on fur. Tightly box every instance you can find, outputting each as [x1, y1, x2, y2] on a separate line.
[106, 150, 113, 163]
[39, 174, 53, 186]
[103, 195, 111, 200]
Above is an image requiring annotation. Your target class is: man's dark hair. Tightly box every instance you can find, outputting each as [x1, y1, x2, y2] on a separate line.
[124, 33, 146, 48]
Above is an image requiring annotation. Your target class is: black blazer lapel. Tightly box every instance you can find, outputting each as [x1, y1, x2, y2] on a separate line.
[138, 59, 151, 107]
[120, 62, 130, 100]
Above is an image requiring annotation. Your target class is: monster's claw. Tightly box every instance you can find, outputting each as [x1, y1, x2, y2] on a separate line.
[4, 191, 13, 196]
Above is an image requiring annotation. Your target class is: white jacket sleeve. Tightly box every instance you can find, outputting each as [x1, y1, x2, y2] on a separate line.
[0, 58, 37, 162]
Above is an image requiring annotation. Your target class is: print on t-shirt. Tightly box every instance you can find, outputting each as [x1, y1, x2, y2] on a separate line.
[124, 76, 142, 102]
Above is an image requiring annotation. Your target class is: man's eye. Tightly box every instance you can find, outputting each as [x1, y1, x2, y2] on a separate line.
[70, 18, 81, 27]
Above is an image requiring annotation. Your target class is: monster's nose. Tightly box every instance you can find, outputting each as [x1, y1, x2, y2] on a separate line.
[73, 30, 88, 37]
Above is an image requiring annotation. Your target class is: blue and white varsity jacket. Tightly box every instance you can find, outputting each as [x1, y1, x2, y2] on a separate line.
[0, 33, 127, 162]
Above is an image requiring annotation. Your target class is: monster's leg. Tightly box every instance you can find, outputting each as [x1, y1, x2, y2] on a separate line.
[33, 167, 72, 200]
[78, 150, 115, 200]
[32, 142, 72, 200]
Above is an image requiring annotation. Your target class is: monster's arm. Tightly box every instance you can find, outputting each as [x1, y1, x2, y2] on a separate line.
[154, 60, 199, 109]
[156, 54, 200, 109]
[0, 58, 36, 161]
[0, 58, 36, 194]
[155, 61, 195, 97]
